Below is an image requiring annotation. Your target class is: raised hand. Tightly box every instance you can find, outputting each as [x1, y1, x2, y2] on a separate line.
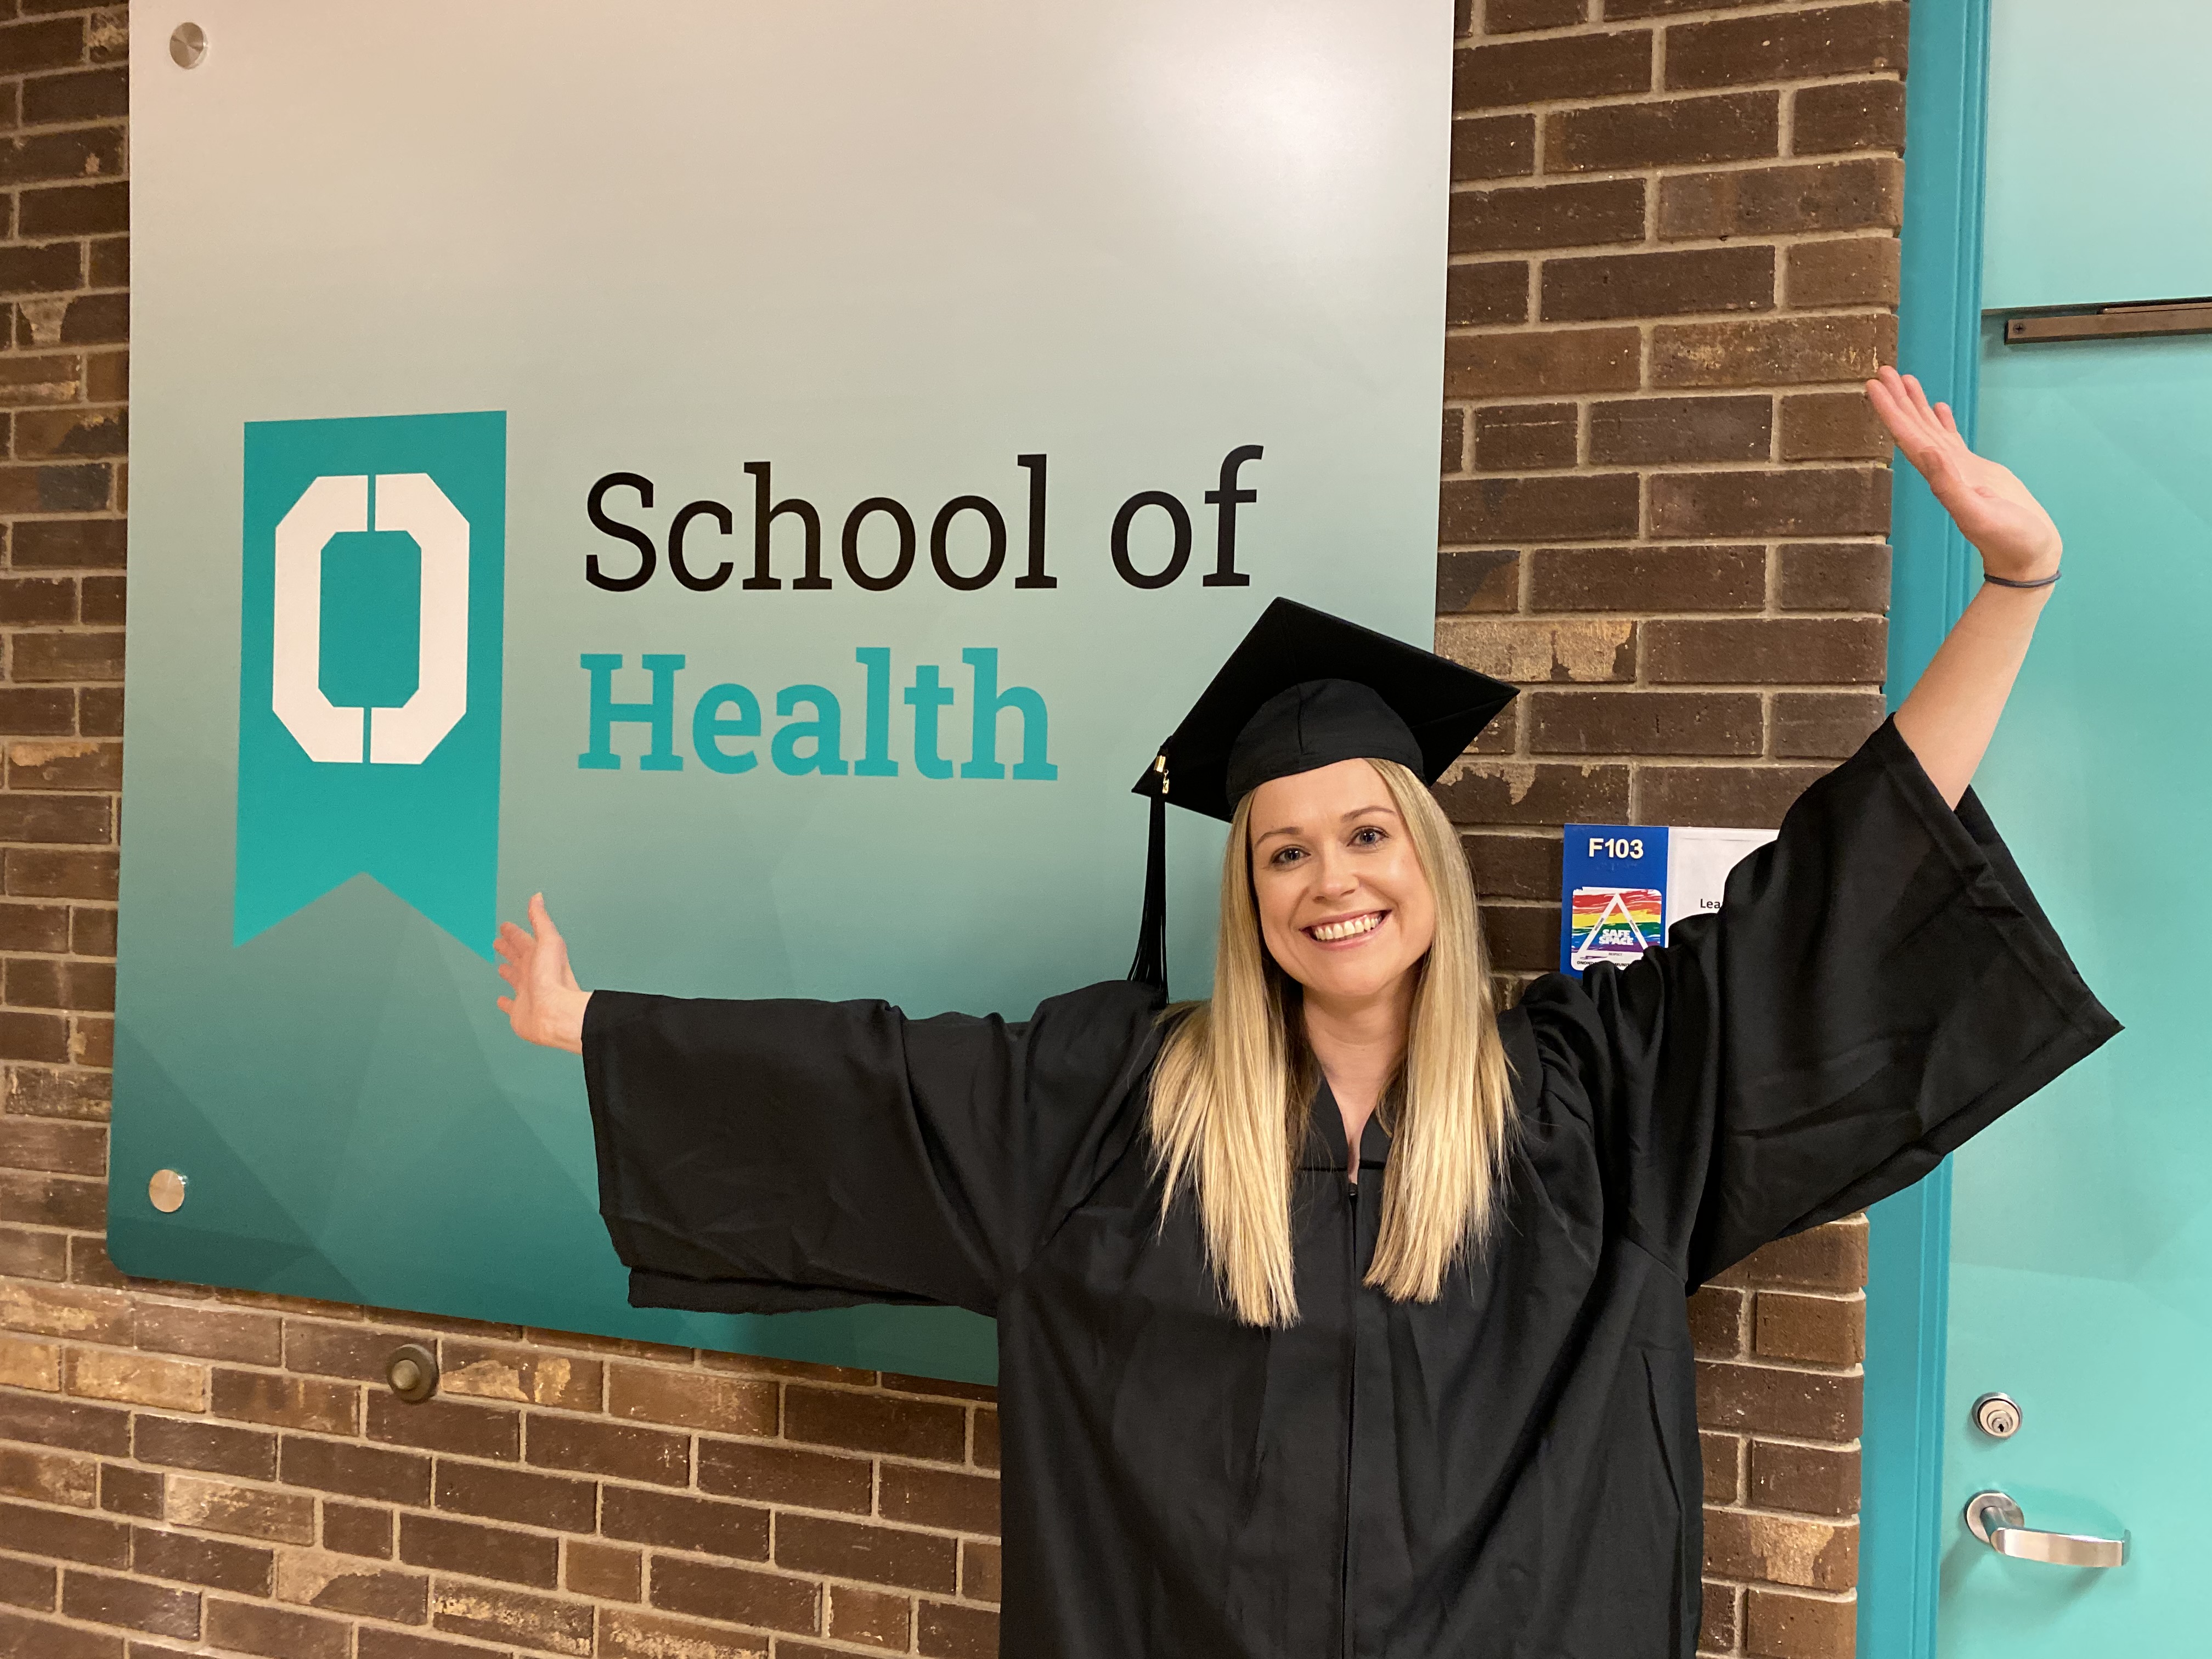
[1866, 366, 2062, 582]
[495, 894, 591, 1054]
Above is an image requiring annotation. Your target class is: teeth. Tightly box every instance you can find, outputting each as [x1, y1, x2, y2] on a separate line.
[1310, 913, 1383, 942]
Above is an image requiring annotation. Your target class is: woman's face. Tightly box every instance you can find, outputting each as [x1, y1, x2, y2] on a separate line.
[1246, 759, 1437, 1008]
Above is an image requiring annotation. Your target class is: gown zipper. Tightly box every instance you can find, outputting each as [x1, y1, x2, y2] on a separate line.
[1340, 1175, 1359, 1659]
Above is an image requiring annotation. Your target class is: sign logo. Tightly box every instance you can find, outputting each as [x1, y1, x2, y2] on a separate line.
[1566, 885, 1662, 970]
[237, 412, 506, 953]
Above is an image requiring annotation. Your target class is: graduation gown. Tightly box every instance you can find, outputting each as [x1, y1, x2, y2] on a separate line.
[582, 720, 2118, 1658]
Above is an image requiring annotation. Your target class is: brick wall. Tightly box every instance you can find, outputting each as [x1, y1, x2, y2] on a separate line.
[1437, 2, 1901, 1655]
[0, 4, 1896, 1657]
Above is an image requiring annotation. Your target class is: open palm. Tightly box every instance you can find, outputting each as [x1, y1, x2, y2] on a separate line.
[495, 894, 590, 1053]
[1867, 366, 2062, 581]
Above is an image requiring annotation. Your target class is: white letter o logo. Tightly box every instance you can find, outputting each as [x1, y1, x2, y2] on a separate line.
[270, 473, 470, 765]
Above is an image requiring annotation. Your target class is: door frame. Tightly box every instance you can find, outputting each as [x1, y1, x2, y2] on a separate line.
[1859, 0, 1990, 1651]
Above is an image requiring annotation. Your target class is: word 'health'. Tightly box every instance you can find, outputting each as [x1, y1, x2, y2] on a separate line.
[580, 647, 1057, 780]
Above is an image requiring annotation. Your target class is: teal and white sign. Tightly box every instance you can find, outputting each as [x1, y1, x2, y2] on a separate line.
[116, 0, 1454, 1382]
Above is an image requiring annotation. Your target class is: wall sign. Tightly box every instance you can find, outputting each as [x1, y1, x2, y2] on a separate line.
[115, 1, 1455, 1383]
[1560, 824, 1778, 973]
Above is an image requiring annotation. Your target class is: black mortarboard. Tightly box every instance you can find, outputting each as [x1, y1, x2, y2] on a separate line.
[1126, 599, 1517, 988]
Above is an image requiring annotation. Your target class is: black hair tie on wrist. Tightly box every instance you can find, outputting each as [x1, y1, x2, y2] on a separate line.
[1983, 568, 2062, 589]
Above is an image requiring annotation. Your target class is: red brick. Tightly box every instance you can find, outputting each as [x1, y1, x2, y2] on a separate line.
[1754, 1290, 1864, 1364]
[67, 1349, 206, 1412]
[1528, 690, 1761, 757]
[1478, 901, 1558, 975]
[1528, 544, 1764, 612]
[280, 1319, 420, 1382]
[1445, 327, 1639, 399]
[1442, 408, 1465, 476]
[827, 1582, 912, 1647]
[784, 1386, 966, 1463]
[524, 1412, 687, 1486]
[10, 630, 122, 681]
[70, 907, 116, 956]
[399, 1513, 558, 1589]
[1472, 403, 1577, 472]
[5, 848, 116, 899]
[1548, 91, 1778, 173]
[278, 1434, 428, 1504]
[1435, 762, 1630, 826]
[1666, 4, 1907, 90]
[1786, 236, 1899, 308]
[601, 1485, 770, 1561]
[0, 690, 74, 735]
[359, 1628, 517, 1659]
[274, 1551, 428, 1622]
[1780, 390, 1888, 460]
[0, 18, 87, 75]
[1452, 179, 1645, 254]
[1650, 469, 1888, 540]
[10, 518, 123, 569]
[1704, 1509, 1857, 1592]
[8, 738, 121, 792]
[0, 1556, 54, 1612]
[0, 1443, 92, 1505]
[1454, 31, 1651, 110]
[162, 1473, 312, 1543]
[1661, 158, 1902, 240]
[0, 576, 73, 624]
[0, 1281, 127, 1342]
[0, 1009, 69, 1062]
[1702, 1431, 1744, 1505]
[1643, 617, 1883, 685]
[19, 184, 127, 238]
[607, 1362, 775, 1435]
[563, 1540, 640, 1601]
[132, 1304, 280, 1368]
[57, 294, 128, 345]
[1776, 541, 1888, 611]
[647, 1555, 819, 1634]
[1461, 831, 1560, 902]
[963, 1539, 1001, 1603]
[204, 1597, 349, 1659]
[1688, 1285, 1747, 1358]
[918, 1599, 996, 1659]
[323, 1500, 394, 1559]
[1744, 1585, 1854, 1657]
[1486, 0, 1583, 30]
[211, 1369, 357, 1436]
[1639, 765, 1826, 829]
[1701, 1581, 1742, 1653]
[0, 1499, 125, 1566]
[131, 1527, 273, 1596]
[22, 67, 126, 125]
[1544, 245, 1774, 324]
[1796, 77, 1905, 155]
[438, 1340, 601, 1412]
[1440, 475, 1639, 544]
[1697, 1361, 1860, 1440]
[0, 355, 83, 407]
[1451, 114, 1532, 182]
[132, 1417, 270, 1479]
[0, 243, 81, 296]
[1436, 548, 1520, 614]
[1446, 261, 1528, 329]
[599, 1606, 769, 1659]
[0, 1114, 101, 1174]
[432, 1459, 595, 1533]
[1651, 315, 1894, 390]
[364, 1391, 518, 1460]
[0, 1225, 66, 1279]
[0, 465, 111, 515]
[13, 408, 123, 461]
[696, 1437, 873, 1515]
[880, 1464, 1000, 1536]
[1724, 1221, 1868, 1293]
[1773, 691, 1884, 759]
[58, 1567, 198, 1639]
[1588, 396, 1771, 466]
[1749, 1440, 1861, 1519]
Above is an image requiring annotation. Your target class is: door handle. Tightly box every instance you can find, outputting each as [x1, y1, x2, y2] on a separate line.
[1965, 1490, 2130, 1567]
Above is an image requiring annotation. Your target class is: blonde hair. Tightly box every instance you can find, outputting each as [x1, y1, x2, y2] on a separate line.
[1146, 759, 1516, 1327]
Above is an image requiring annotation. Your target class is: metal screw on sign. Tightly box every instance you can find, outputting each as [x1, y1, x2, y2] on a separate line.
[148, 1169, 187, 1214]
[170, 22, 207, 68]
[385, 1343, 439, 1404]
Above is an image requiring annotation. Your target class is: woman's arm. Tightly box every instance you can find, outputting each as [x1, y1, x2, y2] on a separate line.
[1869, 367, 2064, 807]
[496, 893, 591, 1053]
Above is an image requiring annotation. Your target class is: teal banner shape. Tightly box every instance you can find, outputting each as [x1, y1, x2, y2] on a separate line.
[236, 412, 506, 956]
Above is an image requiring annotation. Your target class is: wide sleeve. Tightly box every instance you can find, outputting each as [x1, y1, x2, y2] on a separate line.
[582, 977, 1165, 1318]
[1519, 716, 2120, 1285]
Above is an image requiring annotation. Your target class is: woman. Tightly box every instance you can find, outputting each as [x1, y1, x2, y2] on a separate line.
[498, 370, 2116, 1658]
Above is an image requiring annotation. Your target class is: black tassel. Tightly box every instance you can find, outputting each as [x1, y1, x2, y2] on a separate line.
[1127, 780, 1167, 990]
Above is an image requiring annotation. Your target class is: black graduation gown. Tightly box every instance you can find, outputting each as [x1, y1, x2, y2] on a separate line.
[582, 719, 2118, 1658]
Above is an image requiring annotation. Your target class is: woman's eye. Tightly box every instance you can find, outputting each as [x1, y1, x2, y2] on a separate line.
[1269, 845, 1306, 867]
[1351, 826, 1386, 848]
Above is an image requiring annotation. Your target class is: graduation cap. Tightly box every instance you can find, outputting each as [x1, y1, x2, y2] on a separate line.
[1127, 599, 1517, 988]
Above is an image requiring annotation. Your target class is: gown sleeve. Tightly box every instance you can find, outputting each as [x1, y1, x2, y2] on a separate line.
[1518, 716, 2120, 1285]
[581, 977, 1165, 1318]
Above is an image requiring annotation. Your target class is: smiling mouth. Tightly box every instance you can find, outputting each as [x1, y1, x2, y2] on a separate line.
[1306, 911, 1385, 943]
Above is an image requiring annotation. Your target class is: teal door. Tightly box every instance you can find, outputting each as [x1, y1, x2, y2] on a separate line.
[1938, 2, 2212, 1647]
